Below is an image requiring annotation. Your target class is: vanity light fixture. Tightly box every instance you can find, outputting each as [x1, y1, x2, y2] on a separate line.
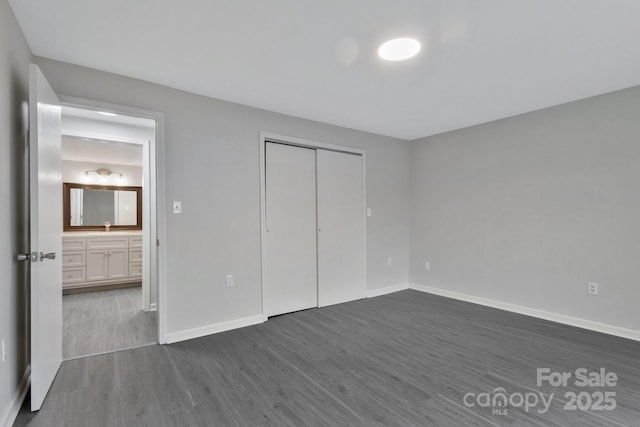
[378, 37, 421, 61]
[85, 168, 123, 179]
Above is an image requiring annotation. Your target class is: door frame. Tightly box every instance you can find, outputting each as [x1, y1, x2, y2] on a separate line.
[59, 96, 168, 344]
[259, 131, 367, 321]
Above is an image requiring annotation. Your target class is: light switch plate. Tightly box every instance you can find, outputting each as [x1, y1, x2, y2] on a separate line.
[172, 201, 182, 214]
[367, 208, 372, 217]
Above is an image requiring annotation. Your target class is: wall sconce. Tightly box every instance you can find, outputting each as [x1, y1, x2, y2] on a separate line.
[85, 168, 123, 181]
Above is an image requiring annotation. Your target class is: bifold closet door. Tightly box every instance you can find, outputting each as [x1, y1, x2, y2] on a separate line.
[317, 149, 365, 307]
[264, 142, 318, 317]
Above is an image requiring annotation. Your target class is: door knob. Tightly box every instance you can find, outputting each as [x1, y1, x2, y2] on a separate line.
[17, 253, 30, 262]
[39, 251, 57, 261]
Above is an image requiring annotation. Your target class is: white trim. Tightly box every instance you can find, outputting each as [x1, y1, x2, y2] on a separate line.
[366, 283, 409, 298]
[259, 132, 367, 319]
[1, 365, 30, 427]
[59, 96, 167, 344]
[260, 132, 365, 156]
[409, 283, 640, 342]
[165, 315, 264, 344]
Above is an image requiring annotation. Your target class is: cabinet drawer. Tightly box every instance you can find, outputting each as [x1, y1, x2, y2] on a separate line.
[87, 237, 128, 250]
[62, 267, 86, 284]
[129, 236, 143, 248]
[129, 263, 143, 278]
[129, 248, 143, 263]
[62, 238, 86, 252]
[62, 251, 86, 268]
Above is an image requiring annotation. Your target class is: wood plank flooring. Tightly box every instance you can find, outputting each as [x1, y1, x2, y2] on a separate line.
[16, 290, 640, 426]
[62, 287, 157, 359]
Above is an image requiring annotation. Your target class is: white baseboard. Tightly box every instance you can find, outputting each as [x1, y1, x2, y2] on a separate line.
[165, 314, 264, 344]
[409, 283, 640, 342]
[1, 365, 30, 427]
[366, 283, 409, 298]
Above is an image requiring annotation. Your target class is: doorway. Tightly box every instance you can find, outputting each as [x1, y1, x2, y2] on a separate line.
[58, 104, 160, 359]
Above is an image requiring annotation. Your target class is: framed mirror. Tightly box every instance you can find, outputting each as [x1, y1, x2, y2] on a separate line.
[63, 182, 142, 231]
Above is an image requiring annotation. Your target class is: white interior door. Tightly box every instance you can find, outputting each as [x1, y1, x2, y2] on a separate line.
[29, 64, 63, 411]
[317, 149, 365, 307]
[264, 142, 317, 317]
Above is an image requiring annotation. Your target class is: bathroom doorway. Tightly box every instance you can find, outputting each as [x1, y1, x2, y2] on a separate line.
[59, 104, 160, 359]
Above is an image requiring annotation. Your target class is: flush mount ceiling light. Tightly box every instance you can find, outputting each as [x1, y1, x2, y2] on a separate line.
[377, 37, 421, 61]
[97, 111, 117, 117]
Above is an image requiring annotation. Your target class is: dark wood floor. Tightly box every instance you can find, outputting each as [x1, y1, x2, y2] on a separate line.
[15, 290, 640, 426]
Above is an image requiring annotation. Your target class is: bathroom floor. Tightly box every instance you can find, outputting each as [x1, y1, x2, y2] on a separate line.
[63, 287, 157, 359]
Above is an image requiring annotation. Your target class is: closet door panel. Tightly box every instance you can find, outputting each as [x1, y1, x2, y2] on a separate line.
[264, 143, 318, 317]
[317, 150, 365, 307]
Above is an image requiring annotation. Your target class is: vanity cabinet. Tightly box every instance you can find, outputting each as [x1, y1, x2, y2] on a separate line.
[86, 249, 129, 281]
[62, 233, 142, 291]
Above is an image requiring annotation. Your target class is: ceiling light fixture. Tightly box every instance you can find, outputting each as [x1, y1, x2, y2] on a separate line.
[97, 111, 117, 117]
[378, 37, 421, 61]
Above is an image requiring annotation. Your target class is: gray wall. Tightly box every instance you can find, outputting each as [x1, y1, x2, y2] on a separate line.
[410, 87, 640, 331]
[0, 0, 31, 422]
[35, 57, 411, 335]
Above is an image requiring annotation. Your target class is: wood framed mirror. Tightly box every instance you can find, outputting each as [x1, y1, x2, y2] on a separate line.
[63, 182, 142, 231]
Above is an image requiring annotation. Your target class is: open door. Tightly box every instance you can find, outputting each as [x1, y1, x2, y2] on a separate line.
[28, 64, 63, 411]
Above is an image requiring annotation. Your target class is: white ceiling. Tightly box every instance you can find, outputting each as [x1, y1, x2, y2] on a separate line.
[62, 135, 143, 166]
[10, 1, 640, 140]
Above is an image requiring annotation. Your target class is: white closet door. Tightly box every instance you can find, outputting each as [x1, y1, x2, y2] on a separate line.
[265, 143, 318, 317]
[317, 150, 365, 307]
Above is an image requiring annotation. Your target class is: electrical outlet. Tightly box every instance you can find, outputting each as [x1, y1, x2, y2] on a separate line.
[1, 338, 6, 363]
[424, 261, 430, 271]
[588, 282, 598, 295]
[226, 274, 234, 287]
[387, 257, 392, 266]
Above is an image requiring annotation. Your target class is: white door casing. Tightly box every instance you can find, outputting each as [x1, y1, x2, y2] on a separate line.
[317, 149, 366, 307]
[264, 142, 318, 317]
[29, 64, 63, 411]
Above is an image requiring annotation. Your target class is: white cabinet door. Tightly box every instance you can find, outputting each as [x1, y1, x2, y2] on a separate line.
[317, 150, 365, 307]
[108, 249, 129, 280]
[86, 250, 109, 281]
[264, 142, 318, 317]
